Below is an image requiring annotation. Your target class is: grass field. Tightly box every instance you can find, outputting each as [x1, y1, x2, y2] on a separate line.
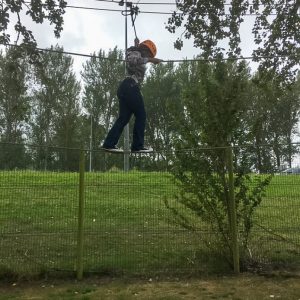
[0, 170, 299, 278]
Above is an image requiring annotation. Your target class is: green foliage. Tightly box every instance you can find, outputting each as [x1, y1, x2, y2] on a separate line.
[168, 0, 299, 80]
[235, 173, 273, 260]
[0, 43, 298, 176]
[0, 0, 66, 46]
[0, 48, 30, 168]
[166, 59, 274, 268]
[169, 152, 273, 268]
[0, 48, 29, 139]
[30, 45, 81, 170]
[244, 72, 300, 171]
[142, 62, 183, 169]
[174, 59, 250, 147]
[81, 47, 124, 139]
[81, 47, 124, 171]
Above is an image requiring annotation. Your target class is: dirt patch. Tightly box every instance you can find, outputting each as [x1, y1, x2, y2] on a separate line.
[0, 274, 299, 300]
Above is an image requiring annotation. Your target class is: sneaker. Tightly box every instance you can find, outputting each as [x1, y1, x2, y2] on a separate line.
[131, 146, 153, 153]
[101, 145, 123, 153]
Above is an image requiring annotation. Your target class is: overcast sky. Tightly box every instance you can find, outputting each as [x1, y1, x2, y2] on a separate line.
[4, 0, 258, 76]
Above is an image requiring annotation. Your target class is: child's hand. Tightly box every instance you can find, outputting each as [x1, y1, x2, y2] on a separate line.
[134, 38, 140, 47]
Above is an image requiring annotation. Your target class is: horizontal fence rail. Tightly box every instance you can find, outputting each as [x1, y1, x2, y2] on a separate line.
[0, 142, 299, 278]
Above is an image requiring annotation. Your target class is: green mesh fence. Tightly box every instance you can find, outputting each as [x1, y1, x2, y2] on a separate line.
[0, 145, 79, 276]
[0, 142, 299, 277]
[248, 174, 300, 269]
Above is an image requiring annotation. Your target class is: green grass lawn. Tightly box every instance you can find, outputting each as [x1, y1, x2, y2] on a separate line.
[0, 170, 299, 278]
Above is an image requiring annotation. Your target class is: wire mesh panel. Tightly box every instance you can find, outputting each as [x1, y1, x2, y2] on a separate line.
[82, 146, 300, 275]
[0, 142, 299, 277]
[235, 144, 300, 271]
[0, 143, 80, 276]
[82, 148, 232, 276]
[249, 174, 300, 269]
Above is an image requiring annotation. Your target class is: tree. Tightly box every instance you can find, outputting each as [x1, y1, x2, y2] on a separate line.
[164, 0, 299, 269]
[142, 62, 183, 168]
[166, 59, 272, 269]
[168, 0, 299, 80]
[30, 45, 81, 170]
[244, 73, 281, 173]
[0, 0, 66, 48]
[277, 76, 300, 167]
[245, 71, 300, 171]
[81, 47, 124, 171]
[0, 47, 30, 169]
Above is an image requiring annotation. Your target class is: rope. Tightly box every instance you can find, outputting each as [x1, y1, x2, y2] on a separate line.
[4, 43, 299, 63]
[120, 1, 140, 40]
[130, 6, 139, 40]
[164, 54, 300, 63]
[5, 43, 125, 61]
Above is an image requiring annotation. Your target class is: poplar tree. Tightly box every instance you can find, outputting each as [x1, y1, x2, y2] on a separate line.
[31, 45, 81, 170]
[143, 62, 183, 166]
[81, 47, 124, 170]
[0, 48, 30, 168]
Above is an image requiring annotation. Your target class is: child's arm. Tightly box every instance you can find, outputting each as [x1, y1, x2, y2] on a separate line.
[132, 39, 163, 64]
[148, 57, 164, 64]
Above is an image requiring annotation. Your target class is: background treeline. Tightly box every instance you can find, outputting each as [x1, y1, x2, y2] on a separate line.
[0, 45, 299, 171]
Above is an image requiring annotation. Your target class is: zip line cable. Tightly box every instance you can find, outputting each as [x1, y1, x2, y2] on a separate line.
[63, 4, 175, 14]
[6, 44, 124, 61]
[77, 0, 282, 6]
[22, 2, 285, 15]
[90, 0, 177, 4]
[5, 43, 299, 63]
[57, 4, 282, 15]
[81, 0, 175, 5]
[5, 2, 299, 62]
[23, 2, 173, 14]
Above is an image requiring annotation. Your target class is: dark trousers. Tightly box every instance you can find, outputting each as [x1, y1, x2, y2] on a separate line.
[103, 77, 146, 150]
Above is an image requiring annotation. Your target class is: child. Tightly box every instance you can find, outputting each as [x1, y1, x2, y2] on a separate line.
[102, 39, 163, 153]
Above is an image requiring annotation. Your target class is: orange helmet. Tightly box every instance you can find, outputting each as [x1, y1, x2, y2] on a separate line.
[139, 40, 157, 58]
